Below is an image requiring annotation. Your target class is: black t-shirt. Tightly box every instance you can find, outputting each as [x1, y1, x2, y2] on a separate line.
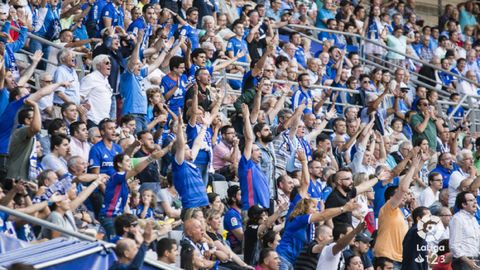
[244, 224, 260, 265]
[133, 149, 160, 184]
[294, 240, 321, 270]
[324, 187, 357, 227]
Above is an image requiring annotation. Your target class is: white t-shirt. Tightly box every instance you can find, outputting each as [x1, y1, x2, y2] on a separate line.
[448, 170, 468, 207]
[419, 186, 439, 207]
[316, 243, 342, 270]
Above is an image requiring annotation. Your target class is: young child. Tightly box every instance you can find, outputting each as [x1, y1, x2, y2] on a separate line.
[136, 189, 156, 219]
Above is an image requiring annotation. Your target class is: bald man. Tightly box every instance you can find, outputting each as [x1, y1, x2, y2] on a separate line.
[181, 219, 217, 269]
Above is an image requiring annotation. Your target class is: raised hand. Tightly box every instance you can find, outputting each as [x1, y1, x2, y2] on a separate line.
[202, 112, 213, 126]
[30, 50, 44, 64]
[296, 148, 307, 162]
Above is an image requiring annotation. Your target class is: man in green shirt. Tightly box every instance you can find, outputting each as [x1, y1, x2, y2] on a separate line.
[410, 98, 443, 151]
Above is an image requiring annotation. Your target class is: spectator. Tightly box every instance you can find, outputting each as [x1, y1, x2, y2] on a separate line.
[109, 222, 154, 270]
[449, 191, 480, 269]
[69, 121, 90, 162]
[80, 54, 113, 127]
[448, 149, 476, 207]
[257, 248, 281, 270]
[156, 238, 178, 265]
[99, 147, 168, 240]
[374, 155, 421, 268]
[315, 222, 365, 270]
[400, 206, 430, 270]
[419, 172, 442, 207]
[5, 100, 41, 180]
[53, 49, 81, 106]
[411, 98, 442, 151]
[224, 185, 243, 254]
[41, 134, 70, 176]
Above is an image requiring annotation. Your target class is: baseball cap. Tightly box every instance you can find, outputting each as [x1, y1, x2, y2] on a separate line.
[355, 232, 372, 243]
[248, 205, 268, 220]
[227, 185, 241, 199]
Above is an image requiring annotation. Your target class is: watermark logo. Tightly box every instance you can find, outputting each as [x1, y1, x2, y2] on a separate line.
[417, 215, 444, 242]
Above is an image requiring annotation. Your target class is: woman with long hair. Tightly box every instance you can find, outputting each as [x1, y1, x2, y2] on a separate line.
[364, 5, 385, 63]
[276, 198, 359, 270]
[99, 149, 169, 240]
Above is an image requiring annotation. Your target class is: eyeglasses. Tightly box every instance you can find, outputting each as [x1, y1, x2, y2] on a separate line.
[130, 221, 138, 227]
[104, 61, 111, 65]
[439, 214, 452, 217]
[419, 102, 429, 106]
[42, 80, 53, 83]
[431, 178, 443, 182]
[264, 69, 275, 72]
[362, 80, 370, 83]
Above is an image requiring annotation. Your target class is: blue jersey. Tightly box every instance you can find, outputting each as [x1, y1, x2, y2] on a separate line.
[186, 123, 212, 166]
[0, 212, 8, 233]
[127, 17, 152, 49]
[171, 159, 208, 209]
[100, 2, 124, 30]
[439, 71, 454, 86]
[224, 208, 242, 250]
[226, 37, 249, 63]
[100, 172, 129, 217]
[88, 141, 122, 176]
[295, 47, 307, 68]
[308, 179, 323, 202]
[0, 95, 28, 154]
[120, 67, 148, 115]
[276, 214, 313, 264]
[179, 24, 199, 50]
[160, 74, 188, 114]
[291, 88, 314, 114]
[238, 155, 270, 210]
[373, 177, 400, 217]
[135, 204, 154, 219]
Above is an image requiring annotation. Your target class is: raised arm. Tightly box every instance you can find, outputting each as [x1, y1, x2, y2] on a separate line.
[70, 175, 108, 210]
[310, 199, 360, 223]
[28, 81, 71, 102]
[250, 86, 262, 124]
[390, 152, 420, 208]
[17, 50, 43, 87]
[188, 85, 199, 126]
[213, 50, 246, 72]
[242, 104, 254, 160]
[25, 99, 41, 138]
[332, 221, 365, 255]
[127, 144, 172, 180]
[127, 30, 144, 72]
[175, 109, 186, 164]
[190, 113, 213, 161]
[266, 85, 287, 123]
[297, 149, 310, 197]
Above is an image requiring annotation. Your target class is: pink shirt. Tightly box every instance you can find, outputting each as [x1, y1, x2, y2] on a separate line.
[213, 140, 232, 170]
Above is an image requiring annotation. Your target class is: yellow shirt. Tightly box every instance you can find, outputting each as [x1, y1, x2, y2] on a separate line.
[373, 199, 408, 262]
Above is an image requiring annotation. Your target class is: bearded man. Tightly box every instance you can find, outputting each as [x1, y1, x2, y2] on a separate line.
[254, 122, 277, 200]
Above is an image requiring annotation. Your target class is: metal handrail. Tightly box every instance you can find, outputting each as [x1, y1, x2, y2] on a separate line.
[286, 23, 480, 87]
[0, 21, 65, 50]
[0, 205, 181, 270]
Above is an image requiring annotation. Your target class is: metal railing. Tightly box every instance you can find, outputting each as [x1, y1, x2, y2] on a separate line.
[0, 205, 181, 270]
[286, 23, 480, 88]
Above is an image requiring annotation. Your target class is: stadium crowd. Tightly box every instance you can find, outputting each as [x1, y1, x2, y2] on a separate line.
[0, 0, 479, 269]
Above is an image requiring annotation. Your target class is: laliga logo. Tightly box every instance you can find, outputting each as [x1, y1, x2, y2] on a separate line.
[417, 215, 445, 242]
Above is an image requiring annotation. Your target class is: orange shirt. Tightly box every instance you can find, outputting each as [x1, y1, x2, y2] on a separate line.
[373, 199, 409, 262]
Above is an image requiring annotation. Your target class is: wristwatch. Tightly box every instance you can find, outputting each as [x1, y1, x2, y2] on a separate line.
[340, 207, 344, 213]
